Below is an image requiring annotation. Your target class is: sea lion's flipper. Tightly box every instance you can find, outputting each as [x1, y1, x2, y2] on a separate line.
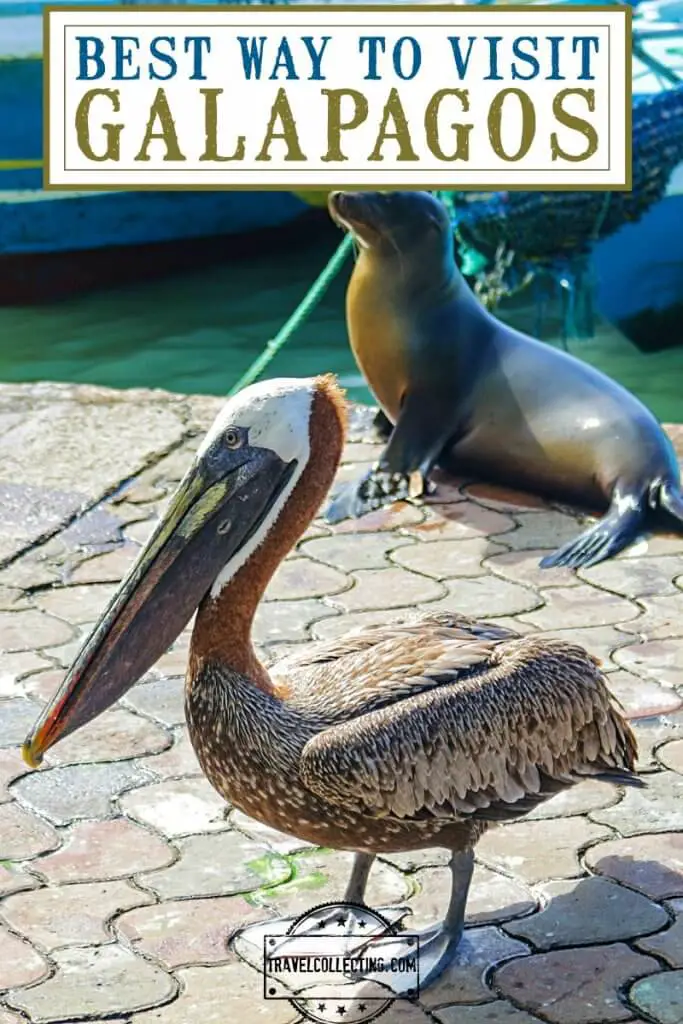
[541, 475, 683, 569]
[539, 501, 647, 569]
[660, 480, 683, 528]
[373, 408, 394, 440]
[323, 467, 414, 524]
[378, 390, 460, 477]
[322, 481, 359, 524]
[323, 391, 458, 524]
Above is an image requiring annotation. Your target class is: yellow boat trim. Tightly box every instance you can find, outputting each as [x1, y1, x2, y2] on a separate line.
[293, 190, 331, 208]
[0, 169, 333, 198]
[0, 159, 42, 170]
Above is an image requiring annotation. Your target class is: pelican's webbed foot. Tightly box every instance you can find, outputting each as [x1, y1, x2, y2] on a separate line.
[346, 919, 464, 996]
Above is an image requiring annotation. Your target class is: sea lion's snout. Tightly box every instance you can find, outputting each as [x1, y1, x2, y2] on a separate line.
[327, 190, 349, 223]
[327, 190, 343, 219]
[328, 190, 372, 224]
[327, 191, 385, 247]
[329, 191, 450, 253]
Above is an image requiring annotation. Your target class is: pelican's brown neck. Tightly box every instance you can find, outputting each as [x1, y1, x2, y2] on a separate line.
[188, 377, 347, 693]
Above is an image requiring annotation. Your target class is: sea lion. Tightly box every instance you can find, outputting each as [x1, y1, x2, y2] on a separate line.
[324, 190, 683, 569]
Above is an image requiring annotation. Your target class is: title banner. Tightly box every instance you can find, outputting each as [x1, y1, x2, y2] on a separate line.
[44, 4, 631, 190]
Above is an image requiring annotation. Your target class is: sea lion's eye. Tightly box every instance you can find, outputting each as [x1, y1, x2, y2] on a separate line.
[224, 427, 244, 450]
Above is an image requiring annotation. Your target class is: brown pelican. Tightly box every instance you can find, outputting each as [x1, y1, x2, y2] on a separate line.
[22, 374, 640, 992]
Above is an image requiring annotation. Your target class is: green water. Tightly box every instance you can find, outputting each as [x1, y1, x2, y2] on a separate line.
[1, 227, 682, 422]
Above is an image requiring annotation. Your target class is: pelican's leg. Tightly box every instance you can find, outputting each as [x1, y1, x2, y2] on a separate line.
[339, 852, 409, 938]
[414, 846, 475, 987]
[264, 854, 379, 944]
[344, 852, 375, 904]
[234, 852, 405, 966]
[444, 847, 475, 936]
[348, 847, 475, 996]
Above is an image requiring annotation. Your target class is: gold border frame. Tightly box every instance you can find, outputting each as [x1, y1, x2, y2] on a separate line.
[42, 3, 633, 192]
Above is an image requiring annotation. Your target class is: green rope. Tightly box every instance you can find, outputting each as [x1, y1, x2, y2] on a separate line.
[228, 232, 354, 396]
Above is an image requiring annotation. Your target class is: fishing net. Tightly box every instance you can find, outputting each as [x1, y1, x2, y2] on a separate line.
[441, 84, 683, 336]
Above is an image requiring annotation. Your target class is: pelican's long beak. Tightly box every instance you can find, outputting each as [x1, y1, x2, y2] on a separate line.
[22, 444, 295, 769]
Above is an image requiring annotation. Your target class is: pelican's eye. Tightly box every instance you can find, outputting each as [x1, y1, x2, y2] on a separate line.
[224, 427, 245, 450]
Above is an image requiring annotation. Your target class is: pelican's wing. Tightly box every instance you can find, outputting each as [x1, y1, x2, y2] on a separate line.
[273, 612, 517, 666]
[299, 634, 638, 822]
[270, 612, 518, 708]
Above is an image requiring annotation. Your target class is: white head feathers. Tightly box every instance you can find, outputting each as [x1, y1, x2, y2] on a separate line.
[201, 377, 316, 598]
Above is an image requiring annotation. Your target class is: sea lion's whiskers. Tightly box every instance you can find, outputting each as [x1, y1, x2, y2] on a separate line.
[380, 229, 406, 277]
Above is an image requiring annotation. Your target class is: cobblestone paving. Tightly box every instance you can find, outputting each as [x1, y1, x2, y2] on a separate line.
[0, 383, 682, 1024]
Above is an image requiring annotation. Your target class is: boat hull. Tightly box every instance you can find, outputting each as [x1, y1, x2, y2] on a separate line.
[0, 188, 313, 256]
[592, 189, 683, 352]
[0, 37, 315, 298]
[0, 206, 327, 305]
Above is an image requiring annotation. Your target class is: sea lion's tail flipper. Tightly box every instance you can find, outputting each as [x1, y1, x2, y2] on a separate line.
[539, 503, 647, 570]
[659, 480, 683, 530]
[541, 478, 683, 569]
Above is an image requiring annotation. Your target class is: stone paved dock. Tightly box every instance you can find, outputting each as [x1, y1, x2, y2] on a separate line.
[0, 381, 682, 1024]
